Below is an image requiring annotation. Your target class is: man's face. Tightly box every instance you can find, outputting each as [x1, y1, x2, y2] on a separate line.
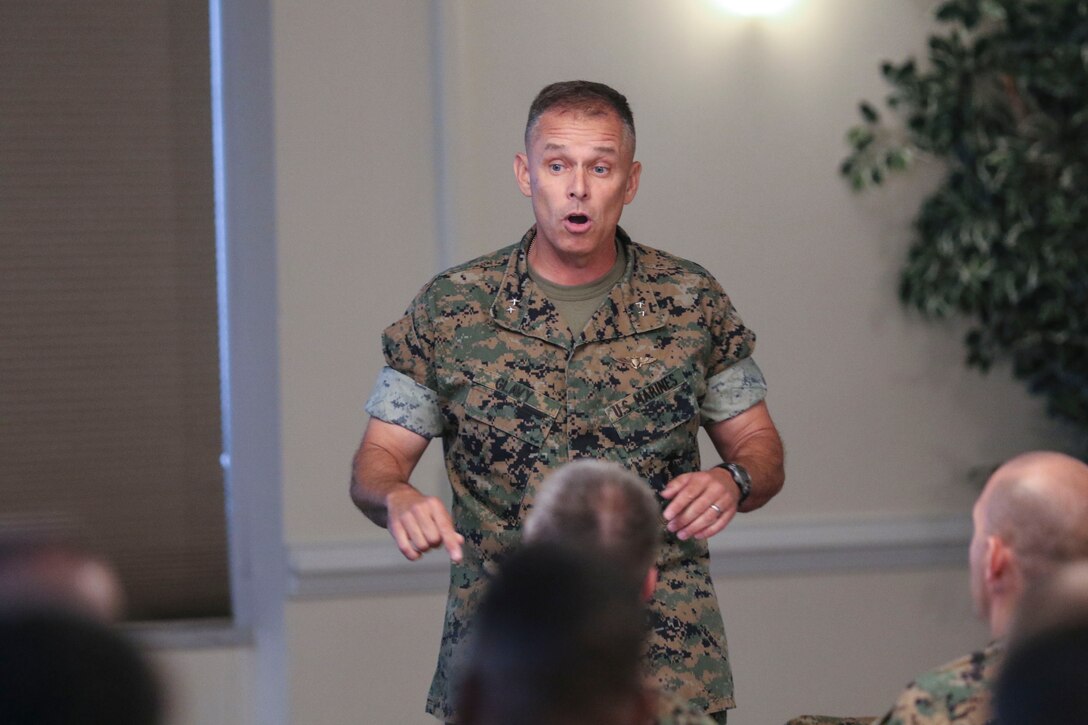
[968, 497, 991, 620]
[515, 108, 641, 268]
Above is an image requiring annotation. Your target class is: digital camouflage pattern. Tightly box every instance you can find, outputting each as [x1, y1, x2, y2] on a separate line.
[785, 716, 876, 724]
[366, 226, 766, 721]
[871, 641, 1003, 725]
[655, 686, 719, 725]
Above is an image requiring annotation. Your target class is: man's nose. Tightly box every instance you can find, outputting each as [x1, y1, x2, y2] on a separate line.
[568, 168, 588, 199]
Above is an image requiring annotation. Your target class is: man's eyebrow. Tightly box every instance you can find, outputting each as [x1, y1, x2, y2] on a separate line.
[541, 142, 619, 156]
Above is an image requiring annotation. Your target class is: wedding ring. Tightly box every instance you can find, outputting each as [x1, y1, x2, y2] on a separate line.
[709, 503, 723, 515]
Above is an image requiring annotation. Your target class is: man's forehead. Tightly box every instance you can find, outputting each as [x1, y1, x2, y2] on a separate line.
[528, 108, 630, 154]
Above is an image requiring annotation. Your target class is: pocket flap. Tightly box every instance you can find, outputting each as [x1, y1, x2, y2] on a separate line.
[464, 381, 558, 448]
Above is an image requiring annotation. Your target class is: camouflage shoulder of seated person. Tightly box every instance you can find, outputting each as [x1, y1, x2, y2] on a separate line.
[784, 716, 877, 725]
[655, 686, 720, 725]
[873, 641, 1002, 725]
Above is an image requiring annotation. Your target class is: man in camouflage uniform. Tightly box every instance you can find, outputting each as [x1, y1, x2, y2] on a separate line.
[522, 459, 719, 725]
[351, 80, 785, 723]
[871, 451, 1088, 725]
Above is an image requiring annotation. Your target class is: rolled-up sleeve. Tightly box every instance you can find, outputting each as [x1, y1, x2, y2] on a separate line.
[365, 366, 444, 438]
[700, 357, 767, 423]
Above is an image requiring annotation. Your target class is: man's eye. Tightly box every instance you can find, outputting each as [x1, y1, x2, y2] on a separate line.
[549, 163, 564, 173]
[593, 165, 608, 174]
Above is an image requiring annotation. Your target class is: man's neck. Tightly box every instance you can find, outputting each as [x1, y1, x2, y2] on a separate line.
[528, 234, 619, 286]
[989, 596, 1017, 640]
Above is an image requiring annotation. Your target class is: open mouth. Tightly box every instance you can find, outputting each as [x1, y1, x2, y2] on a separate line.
[567, 213, 589, 225]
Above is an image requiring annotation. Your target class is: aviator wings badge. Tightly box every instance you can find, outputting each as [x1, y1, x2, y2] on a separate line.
[626, 355, 656, 370]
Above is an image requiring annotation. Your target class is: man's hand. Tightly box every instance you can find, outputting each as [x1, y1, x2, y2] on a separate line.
[351, 418, 464, 563]
[385, 484, 464, 563]
[661, 467, 738, 540]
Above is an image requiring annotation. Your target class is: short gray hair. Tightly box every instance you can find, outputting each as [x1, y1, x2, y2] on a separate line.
[524, 460, 661, 582]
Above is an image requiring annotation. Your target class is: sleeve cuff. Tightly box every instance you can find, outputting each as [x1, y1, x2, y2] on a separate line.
[364, 367, 444, 438]
[701, 357, 767, 423]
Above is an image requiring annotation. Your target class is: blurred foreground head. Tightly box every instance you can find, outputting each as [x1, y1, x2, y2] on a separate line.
[525, 459, 661, 598]
[457, 543, 652, 725]
[994, 560, 1088, 725]
[0, 534, 125, 620]
[0, 605, 164, 725]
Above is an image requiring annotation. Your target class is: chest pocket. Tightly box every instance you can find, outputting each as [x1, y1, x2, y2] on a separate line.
[463, 379, 558, 448]
[596, 369, 701, 492]
[604, 369, 699, 449]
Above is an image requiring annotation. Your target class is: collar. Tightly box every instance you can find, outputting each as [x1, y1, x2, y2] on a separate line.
[490, 226, 666, 349]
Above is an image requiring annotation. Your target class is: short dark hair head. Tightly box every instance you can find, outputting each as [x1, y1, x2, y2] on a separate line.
[995, 560, 1088, 725]
[525, 80, 635, 152]
[457, 543, 648, 725]
[0, 605, 164, 724]
[994, 622, 1088, 725]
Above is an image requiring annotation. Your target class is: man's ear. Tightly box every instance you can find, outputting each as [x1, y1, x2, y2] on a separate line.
[623, 160, 642, 205]
[514, 153, 532, 197]
[986, 535, 1013, 587]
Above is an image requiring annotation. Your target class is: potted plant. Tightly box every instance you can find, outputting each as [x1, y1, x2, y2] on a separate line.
[841, 0, 1087, 453]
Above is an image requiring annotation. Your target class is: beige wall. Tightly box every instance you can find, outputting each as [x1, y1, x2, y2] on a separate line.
[157, 1, 1076, 723]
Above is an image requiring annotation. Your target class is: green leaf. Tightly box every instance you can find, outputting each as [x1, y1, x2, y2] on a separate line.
[860, 101, 880, 123]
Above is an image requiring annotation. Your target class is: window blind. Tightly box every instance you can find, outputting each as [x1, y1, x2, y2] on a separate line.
[0, 1, 229, 620]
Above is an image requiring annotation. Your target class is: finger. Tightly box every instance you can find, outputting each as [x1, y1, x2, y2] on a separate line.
[660, 473, 692, 500]
[669, 482, 723, 533]
[389, 518, 421, 561]
[432, 507, 465, 563]
[414, 505, 446, 549]
[398, 511, 436, 556]
[662, 478, 705, 521]
[683, 505, 736, 540]
[668, 497, 712, 535]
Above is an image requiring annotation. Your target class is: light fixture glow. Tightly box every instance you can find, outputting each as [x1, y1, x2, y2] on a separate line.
[713, 0, 800, 17]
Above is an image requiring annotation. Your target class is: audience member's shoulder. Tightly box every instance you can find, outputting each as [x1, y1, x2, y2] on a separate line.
[875, 642, 1002, 725]
[912, 640, 1003, 693]
[653, 686, 717, 725]
[785, 716, 875, 725]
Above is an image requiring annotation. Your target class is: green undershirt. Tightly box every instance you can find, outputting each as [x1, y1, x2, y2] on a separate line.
[529, 241, 627, 337]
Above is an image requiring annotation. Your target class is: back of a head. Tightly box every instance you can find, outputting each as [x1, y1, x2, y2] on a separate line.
[524, 459, 661, 586]
[0, 534, 125, 621]
[458, 543, 649, 725]
[982, 451, 1088, 588]
[0, 605, 164, 725]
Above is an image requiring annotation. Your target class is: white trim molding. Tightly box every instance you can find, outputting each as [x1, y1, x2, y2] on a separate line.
[287, 513, 971, 599]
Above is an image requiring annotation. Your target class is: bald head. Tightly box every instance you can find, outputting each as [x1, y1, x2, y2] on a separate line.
[978, 451, 1088, 587]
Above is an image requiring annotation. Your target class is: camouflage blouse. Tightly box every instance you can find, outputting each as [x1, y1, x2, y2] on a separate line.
[872, 641, 1004, 725]
[366, 226, 767, 721]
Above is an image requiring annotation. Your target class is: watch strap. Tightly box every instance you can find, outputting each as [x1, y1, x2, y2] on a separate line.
[716, 462, 752, 504]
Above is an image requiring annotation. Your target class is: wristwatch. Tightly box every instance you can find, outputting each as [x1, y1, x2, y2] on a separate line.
[717, 462, 752, 504]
